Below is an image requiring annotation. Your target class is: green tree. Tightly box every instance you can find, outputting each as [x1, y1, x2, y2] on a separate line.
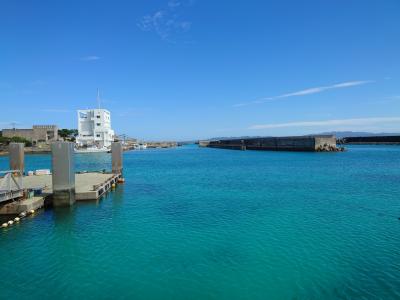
[0, 136, 11, 145]
[58, 129, 78, 140]
[9, 136, 32, 146]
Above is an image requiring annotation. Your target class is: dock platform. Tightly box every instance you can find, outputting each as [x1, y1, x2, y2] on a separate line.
[0, 172, 120, 215]
[1, 142, 124, 219]
[21, 172, 121, 200]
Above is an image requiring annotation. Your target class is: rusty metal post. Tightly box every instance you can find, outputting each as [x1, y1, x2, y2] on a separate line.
[111, 142, 123, 175]
[51, 142, 75, 206]
[9, 143, 24, 176]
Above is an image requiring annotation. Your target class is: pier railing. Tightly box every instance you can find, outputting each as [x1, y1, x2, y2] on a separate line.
[0, 170, 24, 203]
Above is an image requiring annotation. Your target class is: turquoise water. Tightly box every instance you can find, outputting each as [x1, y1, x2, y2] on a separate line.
[0, 145, 399, 299]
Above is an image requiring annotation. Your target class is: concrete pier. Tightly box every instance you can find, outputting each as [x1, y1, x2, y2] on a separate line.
[51, 142, 75, 207]
[112, 142, 123, 175]
[1, 142, 124, 215]
[9, 143, 24, 174]
[0, 172, 121, 214]
[21, 172, 121, 200]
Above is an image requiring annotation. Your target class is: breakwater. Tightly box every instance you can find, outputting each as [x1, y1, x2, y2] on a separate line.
[204, 135, 340, 152]
[340, 135, 400, 145]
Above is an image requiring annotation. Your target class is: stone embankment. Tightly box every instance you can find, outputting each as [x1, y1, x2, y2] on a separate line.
[316, 144, 345, 152]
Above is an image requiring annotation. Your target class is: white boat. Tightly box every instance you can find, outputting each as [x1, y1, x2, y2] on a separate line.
[74, 146, 110, 153]
[133, 143, 147, 150]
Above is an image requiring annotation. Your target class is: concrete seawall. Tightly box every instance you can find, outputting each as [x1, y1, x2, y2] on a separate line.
[206, 135, 339, 152]
[341, 136, 400, 145]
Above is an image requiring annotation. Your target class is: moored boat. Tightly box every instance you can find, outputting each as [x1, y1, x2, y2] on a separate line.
[74, 146, 109, 153]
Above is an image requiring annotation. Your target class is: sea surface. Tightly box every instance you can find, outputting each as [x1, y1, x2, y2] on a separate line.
[0, 145, 399, 300]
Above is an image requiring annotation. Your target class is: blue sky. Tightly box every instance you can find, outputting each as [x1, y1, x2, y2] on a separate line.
[1, 0, 400, 140]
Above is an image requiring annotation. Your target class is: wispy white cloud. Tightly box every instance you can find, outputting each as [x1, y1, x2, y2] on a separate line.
[81, 55, 101, 61]
[249, 117, 400, 130]
[137, 1, 192, 41]
[234, 80, 374, 107]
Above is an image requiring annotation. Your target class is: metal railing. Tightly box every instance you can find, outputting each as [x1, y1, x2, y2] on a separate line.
[0, 170, 23, 203]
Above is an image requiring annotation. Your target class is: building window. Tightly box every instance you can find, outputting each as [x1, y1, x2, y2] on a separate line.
[96, 115, 100, 118]
[96, 134, 100, 137]
[96, 123, 101, 126]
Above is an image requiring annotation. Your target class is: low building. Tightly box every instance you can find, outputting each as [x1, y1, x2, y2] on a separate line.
[76, 109, 115, 148]
[2, 125, 58, 144]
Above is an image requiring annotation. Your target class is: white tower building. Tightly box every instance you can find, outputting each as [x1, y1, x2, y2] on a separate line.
[76, 91, 115, 149]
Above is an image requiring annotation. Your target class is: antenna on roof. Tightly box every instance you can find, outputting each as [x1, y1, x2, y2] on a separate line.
[97, 88, 101, 109]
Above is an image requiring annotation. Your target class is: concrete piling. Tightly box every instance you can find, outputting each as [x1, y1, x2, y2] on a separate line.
[9, 143, 24, 175]
[51, 142, 75, 206]
[111, 142, 123, 175]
